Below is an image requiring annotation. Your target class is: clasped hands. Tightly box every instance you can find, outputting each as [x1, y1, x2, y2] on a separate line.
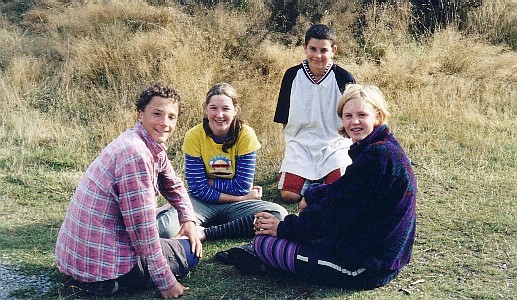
[253, 211, 279, 236]
[253, 197, 307, 237]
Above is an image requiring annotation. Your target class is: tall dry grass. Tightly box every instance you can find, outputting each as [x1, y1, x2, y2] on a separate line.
[1, 0, 515, 207]
[466, 0, 517, 49]
[3, 0, 311, 176]
[1, 0, 515, 215]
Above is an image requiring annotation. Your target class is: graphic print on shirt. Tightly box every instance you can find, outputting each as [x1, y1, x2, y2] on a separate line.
[208, 154, 233, 178]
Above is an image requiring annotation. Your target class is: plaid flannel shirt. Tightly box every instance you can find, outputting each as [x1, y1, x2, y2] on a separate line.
[55, 122, 196, 291]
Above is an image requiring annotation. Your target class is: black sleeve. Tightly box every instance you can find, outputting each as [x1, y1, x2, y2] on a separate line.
[273, 65, 300, 124]
[334, 64, 356, 93]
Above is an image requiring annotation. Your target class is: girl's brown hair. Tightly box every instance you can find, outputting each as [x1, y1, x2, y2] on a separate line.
[203, 82, 244, 153]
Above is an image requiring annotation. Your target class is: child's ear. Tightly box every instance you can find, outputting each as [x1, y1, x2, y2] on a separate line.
[375, 111, 383, 126]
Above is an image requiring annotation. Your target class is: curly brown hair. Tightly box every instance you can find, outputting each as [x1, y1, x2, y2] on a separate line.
[135, 81, 184, 114]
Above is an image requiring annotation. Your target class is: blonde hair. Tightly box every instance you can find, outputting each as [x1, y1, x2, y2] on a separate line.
[337, 84, 391, 137]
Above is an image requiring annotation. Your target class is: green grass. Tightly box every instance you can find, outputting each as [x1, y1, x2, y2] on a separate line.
[1, 140, 515, 299]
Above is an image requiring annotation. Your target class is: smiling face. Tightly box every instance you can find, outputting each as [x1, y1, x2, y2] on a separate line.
[138, 96, 179, 144]
[341, 97, 380, 143]
[205, 94, 238, 138]
[303, 38, 337, 76]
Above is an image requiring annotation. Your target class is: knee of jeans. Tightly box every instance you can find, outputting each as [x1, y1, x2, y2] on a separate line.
[156, 222, 170, 239]
[261, 206, 288, 220]
[271, 207, 289, 220]
[156, 214, 178, 238]
[278, 206, 289, 219]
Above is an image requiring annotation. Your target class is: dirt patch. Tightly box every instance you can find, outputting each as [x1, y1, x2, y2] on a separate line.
[0, 263, 53, 299]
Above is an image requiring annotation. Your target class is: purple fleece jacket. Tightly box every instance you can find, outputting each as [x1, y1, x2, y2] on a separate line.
[277, 124, 417, 272]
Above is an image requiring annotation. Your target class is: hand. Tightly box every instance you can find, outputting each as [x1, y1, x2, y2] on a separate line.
[253, 211, 279, 237]
[175, 221, 203, 258]
[218, 185, 263, 203]
[160, 281, 189, 298]
[297, 197, 308, 213]
[246, 185, 262, 200]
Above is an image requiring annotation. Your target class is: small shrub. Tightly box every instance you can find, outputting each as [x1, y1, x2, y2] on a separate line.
[409, 0, 483, 34]
[465, 0, 517, 50]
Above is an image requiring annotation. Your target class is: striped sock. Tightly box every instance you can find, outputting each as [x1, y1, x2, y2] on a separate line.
[252, 235, 299, 273]
[204, 215, 255, 241]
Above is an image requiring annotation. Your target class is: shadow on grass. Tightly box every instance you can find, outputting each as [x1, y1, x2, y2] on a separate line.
[44, 247, 355, 300]
[0, 220, 63, 299]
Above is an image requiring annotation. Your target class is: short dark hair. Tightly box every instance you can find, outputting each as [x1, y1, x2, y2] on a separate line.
[304, 24, 337, 46]
[135, 81, 183, 114]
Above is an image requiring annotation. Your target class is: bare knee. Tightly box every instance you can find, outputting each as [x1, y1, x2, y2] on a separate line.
[280, 190, 302, 203]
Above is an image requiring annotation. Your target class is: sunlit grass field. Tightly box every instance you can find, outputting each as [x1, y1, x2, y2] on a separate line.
[0, 0, 516, 299]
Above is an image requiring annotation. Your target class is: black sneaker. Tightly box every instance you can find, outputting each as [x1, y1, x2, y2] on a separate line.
[84, 280, 119, 296]
[227, 244, 267, 274]
[62, 276, 119, 297]
[214, 250, 231, 264]
[62, 277, 87, 298]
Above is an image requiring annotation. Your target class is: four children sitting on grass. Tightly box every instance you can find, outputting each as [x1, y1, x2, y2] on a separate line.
[55, 23, 416, 299]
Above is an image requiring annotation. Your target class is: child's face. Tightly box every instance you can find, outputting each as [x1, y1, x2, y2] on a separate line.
[303, 38, 336, 75]
[341, 97, 380, 143]
[205, 94, 238, 138]
[138, 96, 179, 144]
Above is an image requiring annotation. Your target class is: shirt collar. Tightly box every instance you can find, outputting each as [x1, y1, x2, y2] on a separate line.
[135, 122, 167, 159]
[349, 124, 390, 159]
[302, 59, 334, 84]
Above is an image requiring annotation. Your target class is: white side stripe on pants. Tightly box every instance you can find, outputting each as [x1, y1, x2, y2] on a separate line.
[296, 255, 308, 262]
[297, 255, 366, 276]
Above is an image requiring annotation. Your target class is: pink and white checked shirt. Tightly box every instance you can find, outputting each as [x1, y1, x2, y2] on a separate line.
[55, 122, 196, 291]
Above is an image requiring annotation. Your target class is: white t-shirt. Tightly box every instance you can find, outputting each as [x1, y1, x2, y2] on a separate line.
[274, 62, 354, 180]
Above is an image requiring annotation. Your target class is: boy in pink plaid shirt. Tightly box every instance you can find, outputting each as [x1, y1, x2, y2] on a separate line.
[55, 81, 201, 299]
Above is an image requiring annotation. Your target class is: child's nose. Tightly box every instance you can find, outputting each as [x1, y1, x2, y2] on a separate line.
[161, 116, 171, 126]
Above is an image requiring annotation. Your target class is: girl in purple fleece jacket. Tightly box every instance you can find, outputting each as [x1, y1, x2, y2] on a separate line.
[227, 84, 417, 289]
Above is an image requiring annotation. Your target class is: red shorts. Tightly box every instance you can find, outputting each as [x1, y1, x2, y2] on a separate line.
[277, 168, 345, 195]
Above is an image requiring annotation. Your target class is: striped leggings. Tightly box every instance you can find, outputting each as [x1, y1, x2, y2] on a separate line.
[252, 235, 400, 289]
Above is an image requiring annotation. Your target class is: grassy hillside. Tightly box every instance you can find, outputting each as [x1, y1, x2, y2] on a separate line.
[0, 0, 516, 299]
